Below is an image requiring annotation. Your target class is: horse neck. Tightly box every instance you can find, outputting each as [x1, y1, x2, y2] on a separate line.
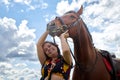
[72, 20, 96, 66]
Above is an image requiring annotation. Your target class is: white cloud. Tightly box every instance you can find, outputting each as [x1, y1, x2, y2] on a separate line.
[1, 0, 48, 12]
[0, 17, 37, 62]
[14, 0, 32, 5]
[84, 0, 120, 57]
[56, 0, 85, 15]
[0, 62, 40, 80]
[2, 0, 10, 5]
[15, 63, 27, 67]
[41, 2, 48, 9]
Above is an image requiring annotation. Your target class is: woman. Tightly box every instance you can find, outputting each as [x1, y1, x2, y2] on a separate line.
[37, 30, 73, 80]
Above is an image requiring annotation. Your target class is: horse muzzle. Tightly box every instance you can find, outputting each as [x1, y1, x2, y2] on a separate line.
[47, 22, 68, 37]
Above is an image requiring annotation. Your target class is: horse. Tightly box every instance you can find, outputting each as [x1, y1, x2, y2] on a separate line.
[47, 5, 120, 80]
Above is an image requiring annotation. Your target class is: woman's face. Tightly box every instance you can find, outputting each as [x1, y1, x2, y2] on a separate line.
[43, 43, 58, 58]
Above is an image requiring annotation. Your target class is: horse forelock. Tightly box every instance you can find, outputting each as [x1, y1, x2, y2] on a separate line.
[64, 11, 80, 17]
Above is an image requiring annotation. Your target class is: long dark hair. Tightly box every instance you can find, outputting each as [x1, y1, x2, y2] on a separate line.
[42, 41, 61, 59]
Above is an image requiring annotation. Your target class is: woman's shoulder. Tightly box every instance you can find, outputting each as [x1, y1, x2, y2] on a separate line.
[58, 56, 71, 65]
[42, 58, 51, 66]
[59, 55, 73, 68]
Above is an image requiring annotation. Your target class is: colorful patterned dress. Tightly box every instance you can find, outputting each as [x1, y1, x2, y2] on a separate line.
[40, 56, 72, 80]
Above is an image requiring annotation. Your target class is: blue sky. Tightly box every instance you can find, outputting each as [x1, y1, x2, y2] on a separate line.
[0, 0, 120, 80]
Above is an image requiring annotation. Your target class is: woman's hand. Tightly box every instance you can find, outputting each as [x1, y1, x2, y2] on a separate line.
[46, 30, 50, 34]
[60, 30, 69, 39]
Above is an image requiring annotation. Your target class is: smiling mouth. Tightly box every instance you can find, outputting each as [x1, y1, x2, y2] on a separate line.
[49, 52, 52, 54]
[48, 50, 52, 54]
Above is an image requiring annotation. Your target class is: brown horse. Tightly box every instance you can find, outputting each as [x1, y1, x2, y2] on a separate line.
[47, 6, 120, 80]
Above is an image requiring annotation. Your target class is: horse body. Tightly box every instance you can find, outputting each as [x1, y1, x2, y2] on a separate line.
[72, 54, 110, 80]
[47, 5, 120, 80]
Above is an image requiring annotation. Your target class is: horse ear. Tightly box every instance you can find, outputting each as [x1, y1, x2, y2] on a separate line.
[77, 5, 83, 16]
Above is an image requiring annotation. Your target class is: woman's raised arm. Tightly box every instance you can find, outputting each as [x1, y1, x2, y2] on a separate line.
[59, 31, 72, 65]
[37, 31, 49, 65]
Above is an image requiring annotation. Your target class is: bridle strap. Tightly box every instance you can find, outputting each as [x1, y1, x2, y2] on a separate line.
[56, 16, 81, 30]
[53, 37, 56, 44]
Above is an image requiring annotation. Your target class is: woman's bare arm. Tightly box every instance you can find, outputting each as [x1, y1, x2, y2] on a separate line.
[37, 31, 49, 65]
[60, 31, 72, 65]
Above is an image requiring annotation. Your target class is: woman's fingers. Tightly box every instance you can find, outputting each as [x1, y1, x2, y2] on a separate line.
[63, 30, 69, 38]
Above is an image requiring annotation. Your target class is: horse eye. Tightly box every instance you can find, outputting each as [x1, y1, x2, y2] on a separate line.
[70, 15, 76, 19]
[55, 17, 59, 19]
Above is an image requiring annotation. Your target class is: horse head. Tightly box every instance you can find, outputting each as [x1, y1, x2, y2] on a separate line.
[47, 6, 83, 38]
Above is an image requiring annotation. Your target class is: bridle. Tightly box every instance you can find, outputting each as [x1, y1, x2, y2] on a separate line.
[47, 14, 98, 73]
[47, 14, 81, 37]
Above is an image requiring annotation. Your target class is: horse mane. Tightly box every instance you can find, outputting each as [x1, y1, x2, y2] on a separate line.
[81, 19, 93, 44]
